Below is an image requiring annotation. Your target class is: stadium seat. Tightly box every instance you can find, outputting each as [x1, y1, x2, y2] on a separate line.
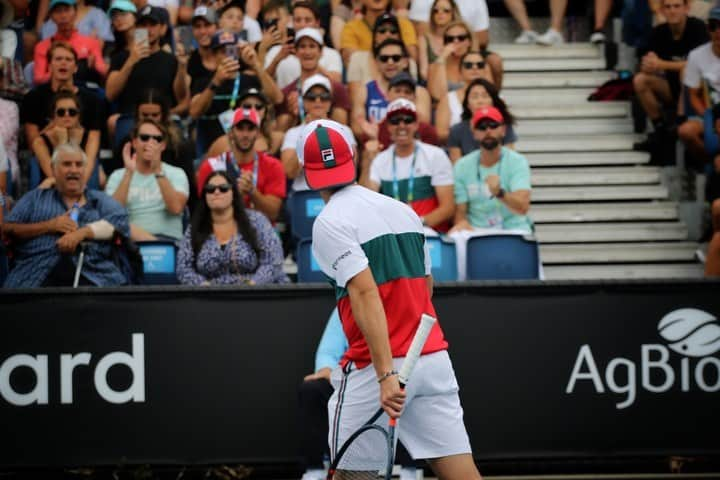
[136, 240, 179, 285]
[296, 237, 326, 283]
[704, 109, 719, 157]
[425, 235, 457, 281]
[466, 234, 540, 280]
[289, 190, 324, 240]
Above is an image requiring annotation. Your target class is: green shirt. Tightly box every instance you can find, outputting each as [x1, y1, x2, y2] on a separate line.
[454, 147, 532, 232]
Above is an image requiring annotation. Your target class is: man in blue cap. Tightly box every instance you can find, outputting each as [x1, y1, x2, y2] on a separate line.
[33, 0, 108, 85]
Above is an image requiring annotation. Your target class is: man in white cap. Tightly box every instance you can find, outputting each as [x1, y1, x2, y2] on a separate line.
[297, 119, 482, 480]
[275, 27, 350, 131]
[361, 98, 454, 233]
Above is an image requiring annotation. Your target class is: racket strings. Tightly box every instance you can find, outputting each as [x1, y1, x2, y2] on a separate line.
[328, 425, 393, 480]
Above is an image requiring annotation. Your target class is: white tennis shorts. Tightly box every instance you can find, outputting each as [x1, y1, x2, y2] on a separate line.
[328, 350, 472, 463]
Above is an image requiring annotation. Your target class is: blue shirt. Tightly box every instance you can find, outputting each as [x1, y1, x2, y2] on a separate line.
[315, 308, 349, 372]
[4, 188, 130, 288]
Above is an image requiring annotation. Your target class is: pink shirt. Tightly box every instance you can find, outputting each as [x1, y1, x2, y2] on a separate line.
[33, 30, 108, 85]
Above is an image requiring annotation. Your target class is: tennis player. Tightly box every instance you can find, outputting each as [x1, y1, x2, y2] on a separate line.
[297, 120, 482, 479]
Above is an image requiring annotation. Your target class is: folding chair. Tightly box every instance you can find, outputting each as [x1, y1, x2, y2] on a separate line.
[466, 234, 540, 280]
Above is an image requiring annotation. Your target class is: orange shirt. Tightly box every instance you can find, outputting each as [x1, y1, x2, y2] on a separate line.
[33, 30, 108, 85]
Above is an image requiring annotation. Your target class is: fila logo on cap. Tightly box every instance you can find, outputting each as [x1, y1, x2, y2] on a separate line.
[315, 126, 336, 168]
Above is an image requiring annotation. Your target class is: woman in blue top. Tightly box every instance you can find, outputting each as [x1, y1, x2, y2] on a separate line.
[176, 170, 288, 285]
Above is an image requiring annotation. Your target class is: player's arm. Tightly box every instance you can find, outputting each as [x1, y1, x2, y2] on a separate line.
[346, 268, 405, 418]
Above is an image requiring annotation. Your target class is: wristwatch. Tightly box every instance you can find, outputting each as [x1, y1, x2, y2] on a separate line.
[496, 188, 506, 199]
[155, 172, 166, 179]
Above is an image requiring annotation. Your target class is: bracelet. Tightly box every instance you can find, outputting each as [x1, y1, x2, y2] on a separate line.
[377, 370, 398, 383]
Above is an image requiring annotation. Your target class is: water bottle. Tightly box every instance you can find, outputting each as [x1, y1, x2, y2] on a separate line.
[69, 203, 80, 224]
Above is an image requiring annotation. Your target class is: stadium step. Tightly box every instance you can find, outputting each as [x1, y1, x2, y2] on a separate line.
[532, 167, 661, 186]
[492, 43, 603, 60]
[513, 102, 630, 120]
[515, 118, 634, 136]
[540, 242, 699, 264]
[530, 202, 679, 223]
[543, 263, 704, 280]
[502, 88, 595, 106]
[527, 151, 651, 167]
[504, 57, 606, 72]
[535, 222, 688, 243]
[533, 185, 668, 202]
[503, 71, 614, 89]
[517, 134, 640, 152]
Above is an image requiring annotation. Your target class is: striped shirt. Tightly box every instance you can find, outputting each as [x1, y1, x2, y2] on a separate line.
[312, 185, 448, 368]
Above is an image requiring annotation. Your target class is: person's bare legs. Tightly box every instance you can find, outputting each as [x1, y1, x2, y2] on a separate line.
[705, 232, 720, 277]
[485, 52, 504, 91]
[678, 119, 708, 161]
[427, 453, 482, 480]
[503, 0, 532, 31]
[594, 0, 613, 31]
[549, 0, 568, 32]
[130, 224, 159, 242]
[712, 197, 720, 233]
[633, 73, 673, 121]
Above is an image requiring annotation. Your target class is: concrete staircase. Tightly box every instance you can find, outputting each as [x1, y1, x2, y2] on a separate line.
[492, 43, 703, 280]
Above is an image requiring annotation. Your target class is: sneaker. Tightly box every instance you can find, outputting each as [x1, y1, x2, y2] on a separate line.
[590, 30, 606, 44]
[301, 469, 326, 480]
[514, 30, 539, 44]
[536, 28, 564, 46]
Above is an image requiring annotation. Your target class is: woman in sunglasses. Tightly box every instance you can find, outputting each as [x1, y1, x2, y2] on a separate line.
[434, 50, 493, 141]
[176, 170, 288, 285]
[32, 90, 101, 188]
[417, 0, 461, 81]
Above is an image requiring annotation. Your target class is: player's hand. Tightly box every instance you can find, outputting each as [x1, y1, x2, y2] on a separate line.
[380, 375, 405, 419]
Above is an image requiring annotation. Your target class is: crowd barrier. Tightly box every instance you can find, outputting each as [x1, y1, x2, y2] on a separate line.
[1, 280, 719, 469]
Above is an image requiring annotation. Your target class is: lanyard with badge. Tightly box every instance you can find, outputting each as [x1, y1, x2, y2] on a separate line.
[226, 150, 260, 191]
[391, 143, 418, 204]
[476, 151, 504, 228]
[296, 78, 306, 124]
[218, 74, 242, 132]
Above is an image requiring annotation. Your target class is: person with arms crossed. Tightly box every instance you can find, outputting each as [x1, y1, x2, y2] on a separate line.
[297, 119, 482, 480]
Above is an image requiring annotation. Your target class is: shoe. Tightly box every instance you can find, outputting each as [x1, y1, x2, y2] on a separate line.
[514, 30, 539, 44]
[399, 467, 421, 480]
[633, 135, 658, 152]
[301, 469, 326, 480]
[536, 28, 564, 46]
[590, 30, 606, 44]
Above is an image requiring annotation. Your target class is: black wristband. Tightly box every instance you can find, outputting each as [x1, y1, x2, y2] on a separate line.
[497, 188, 506, 199]
[208, 82, 219, 92]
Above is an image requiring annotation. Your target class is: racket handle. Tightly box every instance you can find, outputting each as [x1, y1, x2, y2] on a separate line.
[398, 314, 436, 385]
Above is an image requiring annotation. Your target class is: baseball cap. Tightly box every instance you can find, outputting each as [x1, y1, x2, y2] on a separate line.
[301, 74, 332, 96]
[210, 30, 238, 49]
[374, 12, 399, 31]
[218, 0, 245, 16]
[232, 107, 261, 128]
[709, 6, 720, 21]
[192, 5, 217, 24]
[49, 0, 76, 9]
[238, 87, 268, 105]
[138, 5, 164, 23]
[386, 98, 417, 119]
[107, 0, 136, 15]
[472, 106, 504, 126]
[297, 120, 356, 190]
[388, 72, 416, 89]
[294, 27, 324, 46]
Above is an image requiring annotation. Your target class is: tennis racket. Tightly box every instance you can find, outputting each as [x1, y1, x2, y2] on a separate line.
[326, 313, 437, 480]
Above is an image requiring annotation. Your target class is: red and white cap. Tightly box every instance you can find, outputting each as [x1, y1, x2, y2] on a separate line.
[297, 119, 356, 190]
[471, 106, 504, 126]
[232, 107, 261, 127]
[385, 98, 417, 119]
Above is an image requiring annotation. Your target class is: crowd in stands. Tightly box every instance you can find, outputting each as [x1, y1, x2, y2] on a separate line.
[0, 0, 719, 288]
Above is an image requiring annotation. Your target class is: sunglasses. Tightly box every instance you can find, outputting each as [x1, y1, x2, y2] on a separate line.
[709, 19, 720, 31]
[204, 183, 233, 194]
[138, 133, 164, 142]
[462, 61, 485, 69]
[55, 108, 78, 117]
[432, 7, 452, 13]
[378, 54, 404, 63]
[241, 103, 266, 110]
[388, 114, 416, 125]
[475, 121, 501, 131]
[304, 91, 332, 101]
[444, 33, 469, 43]
[376, 26, 398, 35]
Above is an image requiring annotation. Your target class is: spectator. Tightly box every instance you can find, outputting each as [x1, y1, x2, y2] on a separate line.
[21, 42, 104, 152]
[448, 78, 517, 162]
[415, 0, 461, 81]
[361, 99, 455, 232]
[0, 62, 18, 191]
[281, 75, 357, 193]
[504, 0, 567, 45]
[196, 108, 286, 222]
[340, 0, 418, 65]
[0, 140, 7, 209]
[144, 0, 178, 26]
[351, 38, 431, 140]
[704, 103, 720, 277]
[32, 90, 100, 187]
[679, 7, 720, 165]
[590, 0, 613, 44]
[40, 0, 114, 45]
[633, 0, 708, 152]
[450, 106, 532, 233]
[263, 1, 342, 89]
[435, 50, 495, 141]
[376, 72, 438, 151]
[33, 0, 108, 85]
[106, 5, 187, 131]
[176, 170, 287, 285]
[275, 28, 350, 131]
[108, 0, 138, 56]
[217, 0, 262, 43]
[106, 119, 189, 241]
[186, 5, 218, 86]
[132, 0, 174, 47]
[2, 143, 130, 288]
[189, 30, 282, 155]
[410, 0, 490, 50]
[0, 0, 16, 59]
